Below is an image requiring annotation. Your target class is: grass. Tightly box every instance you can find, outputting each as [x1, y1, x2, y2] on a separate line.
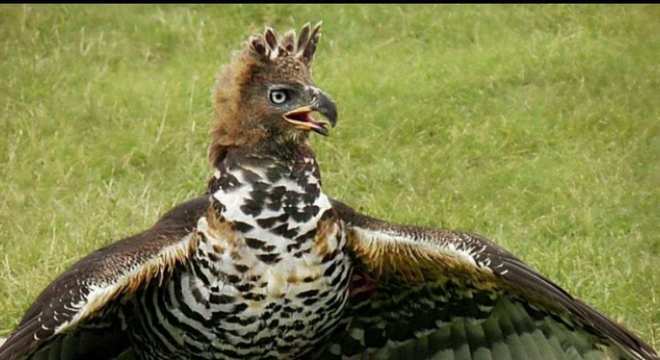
[0, 4, 658, 349]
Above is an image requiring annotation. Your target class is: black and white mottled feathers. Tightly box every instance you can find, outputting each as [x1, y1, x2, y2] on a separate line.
[1, 146, 657, 360]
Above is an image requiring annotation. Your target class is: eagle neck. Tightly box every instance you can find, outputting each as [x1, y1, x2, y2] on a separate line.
[207, 142, 321, 195]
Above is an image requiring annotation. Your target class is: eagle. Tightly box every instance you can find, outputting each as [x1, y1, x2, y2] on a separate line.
[0, 23, 657, 360]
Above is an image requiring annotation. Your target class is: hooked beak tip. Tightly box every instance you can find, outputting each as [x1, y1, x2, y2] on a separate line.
[316, 92, 338, 128]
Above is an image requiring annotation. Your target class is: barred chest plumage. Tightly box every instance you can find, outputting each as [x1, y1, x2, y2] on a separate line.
[125, 148, 353, 360]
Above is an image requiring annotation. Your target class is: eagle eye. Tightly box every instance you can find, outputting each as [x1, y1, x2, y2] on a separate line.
[269, 89, 289, 105]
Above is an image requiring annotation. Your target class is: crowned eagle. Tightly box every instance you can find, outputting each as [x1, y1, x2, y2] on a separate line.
[0, 23, 657, 360]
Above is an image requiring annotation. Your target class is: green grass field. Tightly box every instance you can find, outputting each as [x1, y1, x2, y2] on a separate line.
[0, 5, 658, 349]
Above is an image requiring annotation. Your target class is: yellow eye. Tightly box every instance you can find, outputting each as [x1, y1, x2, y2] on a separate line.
[269, 89, 288, 105]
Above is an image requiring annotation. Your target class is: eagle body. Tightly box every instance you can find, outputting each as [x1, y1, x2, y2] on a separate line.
[0, 23, 657, 360]
[125, 146, 352, 359]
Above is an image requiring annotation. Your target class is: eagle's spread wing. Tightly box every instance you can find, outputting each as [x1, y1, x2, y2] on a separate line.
[322, 199, 658, 360]
[0, 196, 210, 360]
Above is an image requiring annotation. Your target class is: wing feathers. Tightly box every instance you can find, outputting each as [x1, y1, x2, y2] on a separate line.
[0, 196, 210, 360]
[330, 198, 658, 360]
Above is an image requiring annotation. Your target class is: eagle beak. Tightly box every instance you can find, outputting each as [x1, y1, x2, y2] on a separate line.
[284, 90, 337, 136]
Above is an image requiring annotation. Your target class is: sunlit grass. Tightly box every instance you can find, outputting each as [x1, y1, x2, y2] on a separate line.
[0, 4, 658, 348]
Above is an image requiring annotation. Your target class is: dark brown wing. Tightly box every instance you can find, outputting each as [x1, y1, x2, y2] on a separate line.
[319, 199, 658, 360]
[0, 196, 210, 360]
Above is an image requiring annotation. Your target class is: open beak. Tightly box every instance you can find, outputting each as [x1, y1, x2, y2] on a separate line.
[283, 90, 337, 136]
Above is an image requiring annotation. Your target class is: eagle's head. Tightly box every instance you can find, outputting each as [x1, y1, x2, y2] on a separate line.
[209, 22, 337, 166]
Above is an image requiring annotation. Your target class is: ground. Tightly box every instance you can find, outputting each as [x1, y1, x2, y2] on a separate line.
[0, 4, 658, 349]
